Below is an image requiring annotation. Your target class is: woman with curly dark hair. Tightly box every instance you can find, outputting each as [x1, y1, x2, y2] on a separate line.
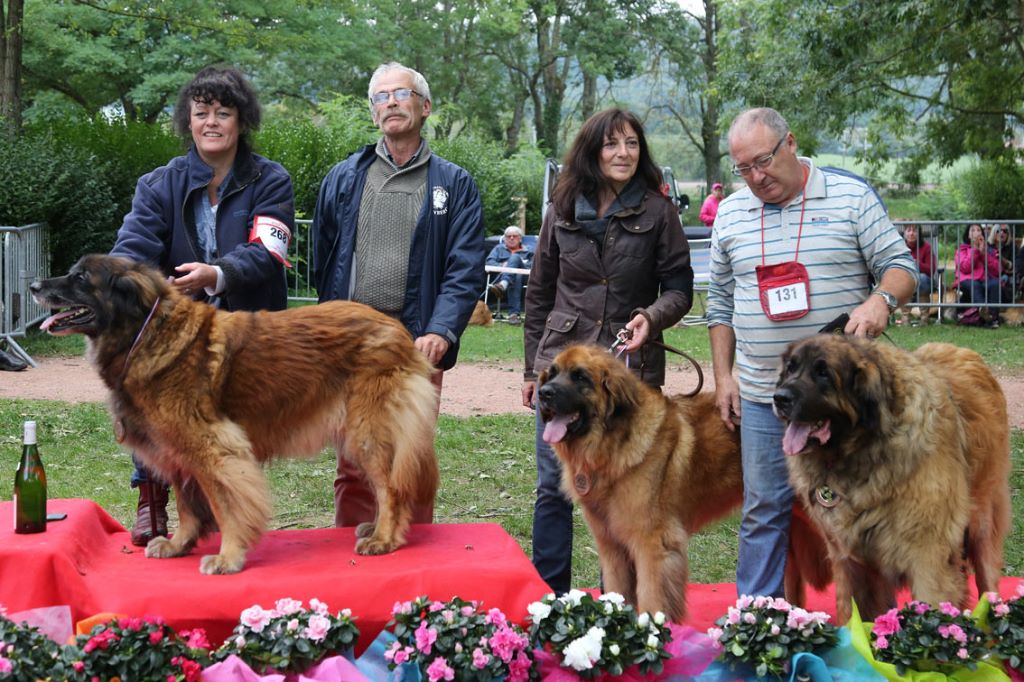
[522, 108, 694, 593]
[110, 65, 295, 546]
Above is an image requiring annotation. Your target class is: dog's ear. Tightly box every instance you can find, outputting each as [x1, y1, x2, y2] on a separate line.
[850, 350, 883, 432]
[602, 360, 641, 423]
[109, 268, 158, 322]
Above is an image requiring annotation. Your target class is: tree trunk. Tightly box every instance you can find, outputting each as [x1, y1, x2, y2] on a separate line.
[581, 70, 597, 121]
[700, 0, 722, 188]
[0, 0, 25, 137]
[505, 96, 525, 152]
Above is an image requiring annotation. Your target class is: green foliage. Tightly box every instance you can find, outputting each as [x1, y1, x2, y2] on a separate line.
[62, 617, 211, 681]
[956, 160, 1024, 220]
[986, 590, 1024, 672]
[432, 134, 519, 236]
[870, 602, 988, 675]
[0, 130, 121, 274]
[0, 612, 69, 681]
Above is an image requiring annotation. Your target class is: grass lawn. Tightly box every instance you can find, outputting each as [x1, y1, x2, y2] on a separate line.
[3, 323, 1023, 593]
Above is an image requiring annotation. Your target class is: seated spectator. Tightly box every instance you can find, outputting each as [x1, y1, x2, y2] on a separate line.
[903, 223, 936, 303]
[954, 223, 1002, 327]
[990, 223, 1016, 302]
[699, 182, 724, 226]
[486, 225, 533, 324]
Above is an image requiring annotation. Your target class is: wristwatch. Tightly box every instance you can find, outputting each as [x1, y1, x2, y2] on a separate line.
[871, 288, 898, 312]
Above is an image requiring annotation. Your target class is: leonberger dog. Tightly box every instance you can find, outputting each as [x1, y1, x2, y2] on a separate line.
[30, 255, 439, 574]
[774, 335, 1012, 622]
[536, 344, 827, 621]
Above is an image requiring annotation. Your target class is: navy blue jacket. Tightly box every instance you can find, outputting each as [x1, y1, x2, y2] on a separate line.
[312, 143, 486, 371]
[110, 145, 294, 312]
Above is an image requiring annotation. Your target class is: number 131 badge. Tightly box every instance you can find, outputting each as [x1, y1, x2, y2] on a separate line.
[756, 261, 810, 321]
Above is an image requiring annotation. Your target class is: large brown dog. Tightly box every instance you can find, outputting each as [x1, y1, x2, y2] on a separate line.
[536, 344, 826, 621]
[30, 255, 439, 574]
[774, 336, 1011, 622]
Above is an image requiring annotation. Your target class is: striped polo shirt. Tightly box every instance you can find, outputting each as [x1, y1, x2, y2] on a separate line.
[706, 157, 917, 403]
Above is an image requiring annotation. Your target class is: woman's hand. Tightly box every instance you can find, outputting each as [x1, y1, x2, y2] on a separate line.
[172, 262, 218, 295]
[522, 381, 536, 409]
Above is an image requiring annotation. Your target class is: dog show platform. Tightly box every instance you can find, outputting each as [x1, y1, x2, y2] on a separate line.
[2, 499, 1021, 650]
[0, 499, 552, 649]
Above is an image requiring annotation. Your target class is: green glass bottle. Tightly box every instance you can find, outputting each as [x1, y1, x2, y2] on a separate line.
[14, 420, 46, 534]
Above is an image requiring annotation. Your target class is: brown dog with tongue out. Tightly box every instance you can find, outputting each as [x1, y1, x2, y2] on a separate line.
[773, 334, 1011, 622]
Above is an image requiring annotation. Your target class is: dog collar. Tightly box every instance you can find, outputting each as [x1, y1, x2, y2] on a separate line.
[815, 485, 840, 508]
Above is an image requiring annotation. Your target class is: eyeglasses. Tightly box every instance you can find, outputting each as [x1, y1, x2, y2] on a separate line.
[731, 136, 787, 177]
[370, 88, 422, 106]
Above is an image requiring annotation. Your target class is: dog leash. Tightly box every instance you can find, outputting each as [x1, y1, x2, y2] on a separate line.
[608, 329, 705, 397]
[120, 296, 162, 384]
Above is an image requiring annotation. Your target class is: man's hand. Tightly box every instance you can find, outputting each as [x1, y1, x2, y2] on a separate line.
[622, 314, 650, 352]
[414, 333, 450, 366]
[522, 380, 536, 409]
[845, 294, 890, 338]
[714, 373, 742, 432]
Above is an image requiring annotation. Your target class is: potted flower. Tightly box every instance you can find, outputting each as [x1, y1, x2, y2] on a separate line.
[527, 590, 705, 680]
[211, 597, 360, 677]
[704, 595, 840, 680]
[848, 599, 1010, 681]
[982, 585, 1024, 679]
[61, 615, 211, 681]
[381, 595, 535, 681]
[0, 605, 71, 681]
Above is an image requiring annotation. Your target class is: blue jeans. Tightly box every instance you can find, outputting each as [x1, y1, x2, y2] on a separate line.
[736, 399, 794, 598]
[967, 278, 1002, 305]
[130, 454, 167, 488]
[531, 408, 573, 594]
[915, 273, 933, 303]
[496, 253, 528, 315]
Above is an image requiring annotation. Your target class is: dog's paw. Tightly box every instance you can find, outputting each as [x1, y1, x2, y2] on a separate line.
[145, 536, 186, 558]
[355, 535, 399, 555]
[355, 521, 376, 539]
[199, 554, 244, 575]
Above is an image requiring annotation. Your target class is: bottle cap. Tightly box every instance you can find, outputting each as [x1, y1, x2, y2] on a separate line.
[23, 421, 36, 445]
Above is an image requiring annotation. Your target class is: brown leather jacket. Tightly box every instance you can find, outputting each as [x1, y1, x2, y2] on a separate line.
[524, 189, 693, 387]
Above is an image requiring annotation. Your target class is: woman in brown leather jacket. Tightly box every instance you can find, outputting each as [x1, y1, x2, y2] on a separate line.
[522, 108, 694, 594]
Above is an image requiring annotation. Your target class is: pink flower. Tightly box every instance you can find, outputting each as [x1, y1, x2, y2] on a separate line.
[309, 598, 329, 615]
[913, 601, 930, 615]
[873, 609, 902, 636]
[939, 602, 961, 617]
[460, 606, 475, 617]
[726, 607, 742, 624]
[426, 656, 455, 681]
[0, 658, 12, 674]
[394, 646, 413, 665]
[304, 614, 331, 642]
[83, 629, 119, 653]
[706, 627, 724, 643]
[472, 647, 491, 669]
[1016, 583, 1024, 598]
[995, 603, 1010, 616]
[274, 598, 304, 616]
[415, 620, 438, 654]
[179, 628, 211, 650]
[393, 601, 413, 616]
[286, 618, 300, 632]
[736, 595, 755, 609]
[488, 625, 527, 663]
[770, 624, 781, 636]
[240, 605, 272, 633]
[875, 635, 889, 650]
[957, 647, 969, 659]
[938, 624, 967, 643]
[786, 610, 811, 630]
[429, 601, 446, 612]
[73, 661, 85, 672]
[508, 650, 533, 682]
[485, 607, 508, 626]
[149, 629, 164, 644]
[441, 609, 456, 623]
[743, 612, 757, 624]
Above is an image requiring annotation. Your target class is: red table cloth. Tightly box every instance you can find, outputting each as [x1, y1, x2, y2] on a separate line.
[0, 499, 551, 649]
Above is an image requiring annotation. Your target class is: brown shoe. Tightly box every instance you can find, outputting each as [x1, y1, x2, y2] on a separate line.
[130, 481, 169, 546]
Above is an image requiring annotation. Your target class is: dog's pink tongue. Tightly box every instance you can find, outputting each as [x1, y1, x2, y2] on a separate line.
[782, 420, 832, 456]
[542, 415, 572, 444]
[40, 311, 76, 334]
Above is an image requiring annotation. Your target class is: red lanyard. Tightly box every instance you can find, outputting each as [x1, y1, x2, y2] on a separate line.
[761, 167, 810, 265]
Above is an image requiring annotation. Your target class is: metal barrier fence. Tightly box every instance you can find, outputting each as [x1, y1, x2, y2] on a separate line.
[1, 223, 49, 367]
[289, 218, 316, 302]
[891, 219, 1024, 324]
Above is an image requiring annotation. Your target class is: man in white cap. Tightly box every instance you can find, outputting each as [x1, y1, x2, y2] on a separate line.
[486, 225, 533, 323]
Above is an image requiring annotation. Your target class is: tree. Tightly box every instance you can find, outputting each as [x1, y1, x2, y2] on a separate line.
[1, 0, 24, 135]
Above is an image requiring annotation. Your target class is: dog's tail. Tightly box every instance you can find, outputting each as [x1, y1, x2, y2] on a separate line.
[388, 367, 440, 506]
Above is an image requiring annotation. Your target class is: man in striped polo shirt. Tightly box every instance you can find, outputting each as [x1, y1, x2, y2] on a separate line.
[706, 107, 917, 599]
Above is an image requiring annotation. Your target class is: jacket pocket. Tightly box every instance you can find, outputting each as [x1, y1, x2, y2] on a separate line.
[537, 310, 581, 367]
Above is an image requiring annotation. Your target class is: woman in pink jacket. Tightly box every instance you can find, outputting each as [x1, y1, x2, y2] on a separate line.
[954, 223, 1002, 326]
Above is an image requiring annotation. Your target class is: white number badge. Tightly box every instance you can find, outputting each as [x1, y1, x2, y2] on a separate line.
[755, 260, 811, 321]
[248, 215, 292, 267]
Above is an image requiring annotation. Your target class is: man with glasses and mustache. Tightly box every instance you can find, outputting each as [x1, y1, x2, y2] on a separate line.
[312, 61, 485, 529]
[706, 107, 917, 600]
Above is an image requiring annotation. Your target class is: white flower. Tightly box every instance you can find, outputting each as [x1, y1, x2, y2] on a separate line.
[598, 593, 625, 606]
[527, 601, 552, 623]
[563, 627, 605, 671]
[604, 603, 614, 614]
[707, 627, 724, 642]
[646, 633, 659, 648]
[638, 613, 650, 628]
[562, 589, 587, 606]
[609, 643, 620, 656]
[653, 611, 666, 625]
[233, 635, 246, 648]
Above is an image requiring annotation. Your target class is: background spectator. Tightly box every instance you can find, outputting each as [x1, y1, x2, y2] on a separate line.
[486, 225, 533, 324]
[700, 182, 724, 226]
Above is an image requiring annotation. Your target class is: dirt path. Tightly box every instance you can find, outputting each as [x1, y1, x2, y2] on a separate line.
[3, 355, 1024, 428]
